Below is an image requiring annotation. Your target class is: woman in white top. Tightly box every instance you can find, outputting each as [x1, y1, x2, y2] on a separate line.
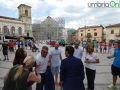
[85, 44, 99, 90]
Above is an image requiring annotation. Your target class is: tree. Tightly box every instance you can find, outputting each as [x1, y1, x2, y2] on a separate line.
[72, 32, 76, 34]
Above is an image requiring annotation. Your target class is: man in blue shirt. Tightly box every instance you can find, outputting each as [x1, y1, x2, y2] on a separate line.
[73, 40, 83, 59]
[24, 40, 27, 50]
[49, 42, 62, 85]
[107, 40, 120, 89]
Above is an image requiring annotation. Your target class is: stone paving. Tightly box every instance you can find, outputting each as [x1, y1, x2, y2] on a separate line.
[0, 44, 120, 90]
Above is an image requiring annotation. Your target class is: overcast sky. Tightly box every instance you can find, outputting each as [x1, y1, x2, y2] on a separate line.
[0, 0, 120, 29]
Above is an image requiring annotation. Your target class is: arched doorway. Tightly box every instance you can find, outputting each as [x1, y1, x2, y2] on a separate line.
[11, 27, 15, 35]
[18, 27, 22, 35]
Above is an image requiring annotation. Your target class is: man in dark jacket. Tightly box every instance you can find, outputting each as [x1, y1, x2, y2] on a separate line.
[60, 46, 85, 90]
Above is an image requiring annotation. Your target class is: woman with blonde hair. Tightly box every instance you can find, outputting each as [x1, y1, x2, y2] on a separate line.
[85, 44, 99, 90]
[3, 56, 41, 90]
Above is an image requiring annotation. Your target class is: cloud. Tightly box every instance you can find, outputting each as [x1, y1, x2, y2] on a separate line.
[0, 0, 120, 30]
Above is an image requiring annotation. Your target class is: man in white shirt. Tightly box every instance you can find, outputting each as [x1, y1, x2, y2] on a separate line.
[73, 40, 83, 59]
[35, 46, 49, 90]
[49, 42, 62, 85]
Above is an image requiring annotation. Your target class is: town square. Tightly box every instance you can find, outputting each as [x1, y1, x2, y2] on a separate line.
[0, 0, 120, 90]
[0, 43, 120, 90]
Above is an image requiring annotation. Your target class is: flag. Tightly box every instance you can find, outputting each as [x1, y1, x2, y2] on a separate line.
[8, 29, 10, 34]
[13, 30, 14, 35]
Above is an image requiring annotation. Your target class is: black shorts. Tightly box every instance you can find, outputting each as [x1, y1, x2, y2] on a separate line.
[30, 45, 31, 47]
[10, 47, 14, 51]
[25, 45, 27, 47]
[3, 50, 8, 55]
[111, 64, 120, 77]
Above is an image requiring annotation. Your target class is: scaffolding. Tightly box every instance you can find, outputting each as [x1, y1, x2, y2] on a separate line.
[33, 16, 65, 41]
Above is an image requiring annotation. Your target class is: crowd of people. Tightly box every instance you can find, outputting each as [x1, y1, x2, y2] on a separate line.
[0, 40, 40, 61]
[1, 39, 120, 90]
[82, 40, 118, 54]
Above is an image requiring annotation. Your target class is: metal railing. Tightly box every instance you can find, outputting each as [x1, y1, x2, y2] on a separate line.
[116, 34, 120, 37]
[0, 32, 23, 36]
[86, 35, 92, 38]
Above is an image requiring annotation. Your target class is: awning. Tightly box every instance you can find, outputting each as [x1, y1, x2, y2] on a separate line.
[5, 36, 19, 39]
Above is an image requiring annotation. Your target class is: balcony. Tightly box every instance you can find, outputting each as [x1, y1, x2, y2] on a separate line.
[86, 35, 92, 38]
[116, 34, 120, 37]
[0, 32, 23, 36]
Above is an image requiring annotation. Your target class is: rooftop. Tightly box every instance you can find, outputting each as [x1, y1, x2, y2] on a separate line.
[105, 23, 120, 28]
[78, 25, 104, 29]
[0, 16, 21, 21]
[18, 4, 31, 8]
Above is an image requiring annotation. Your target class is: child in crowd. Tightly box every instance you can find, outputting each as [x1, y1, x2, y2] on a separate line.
[87, 41, 91, 45]
[99, 42, 103, 53]
[10, 40, 14, 54]
[95, 41, 99, 53]
[103, 42, 108, 54]
[108, 41, 112, 54]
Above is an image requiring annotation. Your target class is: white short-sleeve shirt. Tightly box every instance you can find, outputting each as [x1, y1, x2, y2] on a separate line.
[85, 52, 99, 70]
[35, 53, 49, 73]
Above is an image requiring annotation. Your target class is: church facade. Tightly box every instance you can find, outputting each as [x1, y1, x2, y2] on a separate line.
[0, 4, 32, 42]
[32, 16, 63, 41]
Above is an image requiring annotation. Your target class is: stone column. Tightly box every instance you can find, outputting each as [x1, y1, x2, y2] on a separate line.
[9, 23, 10, 34]
[15, 23, 17, 35]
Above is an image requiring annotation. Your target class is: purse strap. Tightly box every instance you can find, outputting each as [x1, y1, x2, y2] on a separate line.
[16, 80, 19, 90]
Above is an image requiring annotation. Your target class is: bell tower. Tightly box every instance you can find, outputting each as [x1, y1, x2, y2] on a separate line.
[18, 4, 32, 37]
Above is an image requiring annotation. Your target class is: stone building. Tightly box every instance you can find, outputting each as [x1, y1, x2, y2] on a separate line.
[105, 23, 120, 43]
[61, 28, 69, 41]
[0, 4, 32, 42]
[69, 34, 75, 42]
[75, 25, 104, 42]
[32, 24, 40, 41]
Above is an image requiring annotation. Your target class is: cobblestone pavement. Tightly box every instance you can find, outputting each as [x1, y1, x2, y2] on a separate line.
[0, 44, 120, 90]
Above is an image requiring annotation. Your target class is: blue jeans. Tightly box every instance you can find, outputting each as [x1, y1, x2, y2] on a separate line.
[36, 73, 45, 90]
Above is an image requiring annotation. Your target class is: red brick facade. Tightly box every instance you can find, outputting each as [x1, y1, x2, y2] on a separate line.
[69, 35, 75, 42]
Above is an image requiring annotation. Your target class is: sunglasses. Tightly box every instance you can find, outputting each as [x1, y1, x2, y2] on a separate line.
[42, 51, 48, 54]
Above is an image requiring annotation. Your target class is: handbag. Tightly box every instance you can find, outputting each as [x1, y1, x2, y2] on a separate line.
[20, 60, 34, 86]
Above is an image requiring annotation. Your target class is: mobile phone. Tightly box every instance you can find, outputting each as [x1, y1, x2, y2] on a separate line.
[86, 59, 89, 60]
